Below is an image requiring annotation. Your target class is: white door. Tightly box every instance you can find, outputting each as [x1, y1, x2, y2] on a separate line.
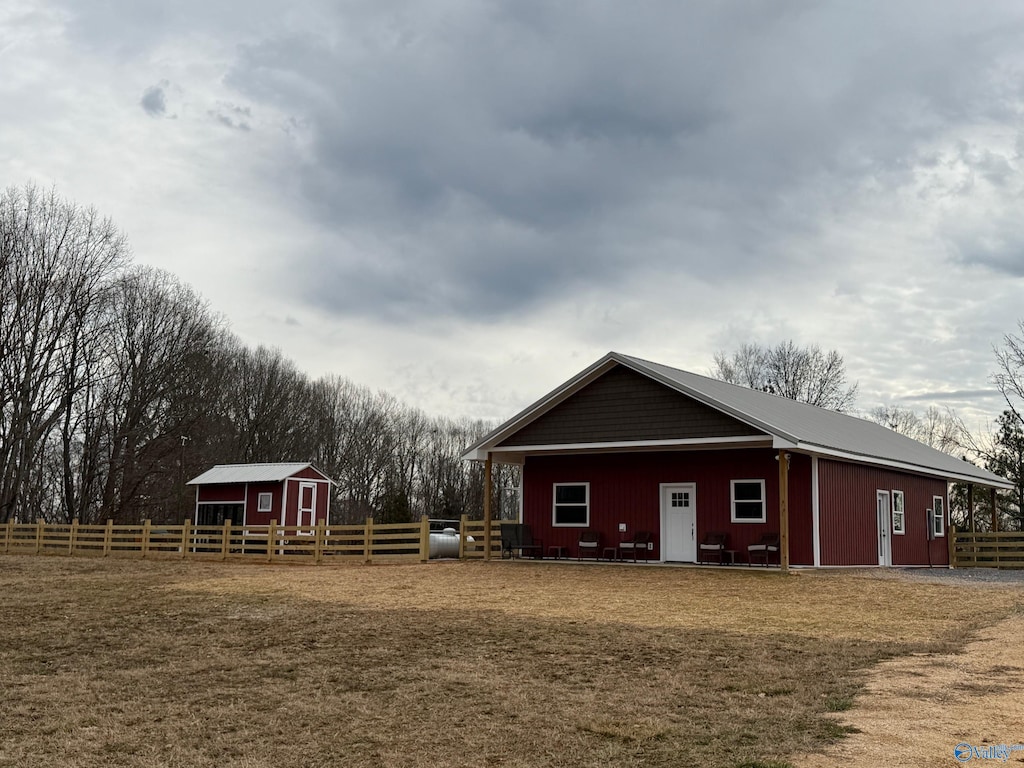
[298, 482, 317, 531]
[662, 483, 696, 562]
[876, 490, 892, 566]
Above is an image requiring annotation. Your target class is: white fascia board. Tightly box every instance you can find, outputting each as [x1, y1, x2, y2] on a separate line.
[796, 443, 1015, 490]
[468, 435, 774, 462]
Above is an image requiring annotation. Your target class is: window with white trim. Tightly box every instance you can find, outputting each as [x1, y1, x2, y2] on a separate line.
[731, 479, 766, 523]
[932, 495, 945, 538]
[553, 483, 589, 527]
[257, 492, 272, 513]
[891, 490, 905, 535]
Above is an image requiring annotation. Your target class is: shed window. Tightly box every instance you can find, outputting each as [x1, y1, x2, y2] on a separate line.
[257, 492, 273, 513]
[553, 483, 589, 527]
[731, 480, 766, 523]
[892, 490, 905, 535]
[932, 495, 945, 538]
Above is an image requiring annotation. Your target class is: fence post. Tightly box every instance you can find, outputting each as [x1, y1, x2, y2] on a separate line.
[103, 519, 113, 556]
[315, 518, 325, 564]
[483, 456, 493, 561]
[419, 515, 430, 563]
[2, 519, 10, 554]
[181, 520, 191, 559]
[459, 514, 468, 559]
[36, 519, 44, 555]
[364, 517, 374, 564]
[267, 520, 277, 563]
[947, 524, 956, 568]
[221, 520, 231, 561]
[69, 518, 79, 556]
[141, 519, 151, 559]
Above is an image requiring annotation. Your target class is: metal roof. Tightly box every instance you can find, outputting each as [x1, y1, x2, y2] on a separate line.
[187, 463, 332, 485]
[464, 351, 1013, 490]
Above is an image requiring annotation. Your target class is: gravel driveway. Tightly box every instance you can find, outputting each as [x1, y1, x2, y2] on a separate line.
[891, 566, 1024, 585]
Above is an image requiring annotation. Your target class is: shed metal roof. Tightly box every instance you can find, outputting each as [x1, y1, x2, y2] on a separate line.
[464, 351, 1013, 490]
[187, 463, 332, 485]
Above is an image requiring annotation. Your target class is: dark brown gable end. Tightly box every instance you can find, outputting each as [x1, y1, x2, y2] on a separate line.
[497, 364, 765, 446]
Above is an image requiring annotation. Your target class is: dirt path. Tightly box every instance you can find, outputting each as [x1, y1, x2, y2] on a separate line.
[794, 613, 1024, 767]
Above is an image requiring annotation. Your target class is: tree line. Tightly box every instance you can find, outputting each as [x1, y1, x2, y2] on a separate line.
[0, 184, 512, 526]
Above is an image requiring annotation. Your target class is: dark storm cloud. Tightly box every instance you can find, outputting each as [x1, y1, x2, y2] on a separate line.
[140, 83, 167, 117]
[950, 229, 1024, 277]
[59, 1, 1024, 326]
[209, 102, 251, 132]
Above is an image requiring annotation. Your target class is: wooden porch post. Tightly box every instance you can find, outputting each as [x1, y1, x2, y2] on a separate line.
[967, 484, 975, 533]
[483, 453, 493, 562]
[778, 450, 790, 573]
[991, 487, 998, 533]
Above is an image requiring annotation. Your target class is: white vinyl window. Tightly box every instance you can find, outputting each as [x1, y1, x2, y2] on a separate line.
[892, 490, 905, 535]
[932, 495, 945, 538]
[257, 492, 273, 513]
[731, 479, 766, 523]
[553, 483, 589, 527]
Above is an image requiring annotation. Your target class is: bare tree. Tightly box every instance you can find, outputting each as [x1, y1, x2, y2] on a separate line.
[0, 184, 128, 522]
[865, 404, 964, 455]
[97, 267, 225, 522]
[993, 320, 1024, 425]
[221, 344, 314, 464]
[712, 340, 859, 412]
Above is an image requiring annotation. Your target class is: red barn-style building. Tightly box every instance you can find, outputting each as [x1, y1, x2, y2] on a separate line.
[187, 463, 333, 528]
[463, 353, 1012, 567]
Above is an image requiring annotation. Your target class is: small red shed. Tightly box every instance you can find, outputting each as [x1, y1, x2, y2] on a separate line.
[463, 352, 1013, 568]
[186, 463, 333, 528]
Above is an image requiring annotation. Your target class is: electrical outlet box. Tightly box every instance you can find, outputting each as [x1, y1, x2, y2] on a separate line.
[618, 523, 627, 532]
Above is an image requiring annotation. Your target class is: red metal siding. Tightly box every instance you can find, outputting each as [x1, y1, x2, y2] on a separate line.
[818, 459, 948, 566]
[293, 466, 332, 483]
[522, 449, 814, 565]
[244, 483, 281, 525]
[197, 485, 247, 504]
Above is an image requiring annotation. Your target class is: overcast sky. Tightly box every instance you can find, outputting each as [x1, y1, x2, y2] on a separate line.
[4, 1, 1024, 428]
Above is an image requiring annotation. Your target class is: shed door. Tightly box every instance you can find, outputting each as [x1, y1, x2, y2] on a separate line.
[662, 483, 696, 562]
[298, 482, 317, 531]
[876, 490, 892, 566]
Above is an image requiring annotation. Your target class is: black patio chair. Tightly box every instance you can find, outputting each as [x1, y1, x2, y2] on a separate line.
[619, 530, 654, 562]
[502, 523, 543, 559]
[577, 529, 600, 560]
[698, 532, 728, 564]
[747, 533, 780, 566]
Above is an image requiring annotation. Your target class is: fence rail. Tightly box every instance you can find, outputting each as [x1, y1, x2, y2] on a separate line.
[950, 528, 1024, 570]
[0, 515, 505, 566]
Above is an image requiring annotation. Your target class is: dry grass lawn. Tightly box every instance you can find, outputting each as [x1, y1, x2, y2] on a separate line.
[1, 556, 1022, 768]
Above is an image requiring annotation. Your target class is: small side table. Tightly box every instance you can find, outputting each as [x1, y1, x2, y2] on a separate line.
[548, 545, 568, 559]
[601, 547, 618, 561]
[723, 549, 738, 565]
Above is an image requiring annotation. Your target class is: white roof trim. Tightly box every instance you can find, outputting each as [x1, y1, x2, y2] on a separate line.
[466, 435, 773, 461]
